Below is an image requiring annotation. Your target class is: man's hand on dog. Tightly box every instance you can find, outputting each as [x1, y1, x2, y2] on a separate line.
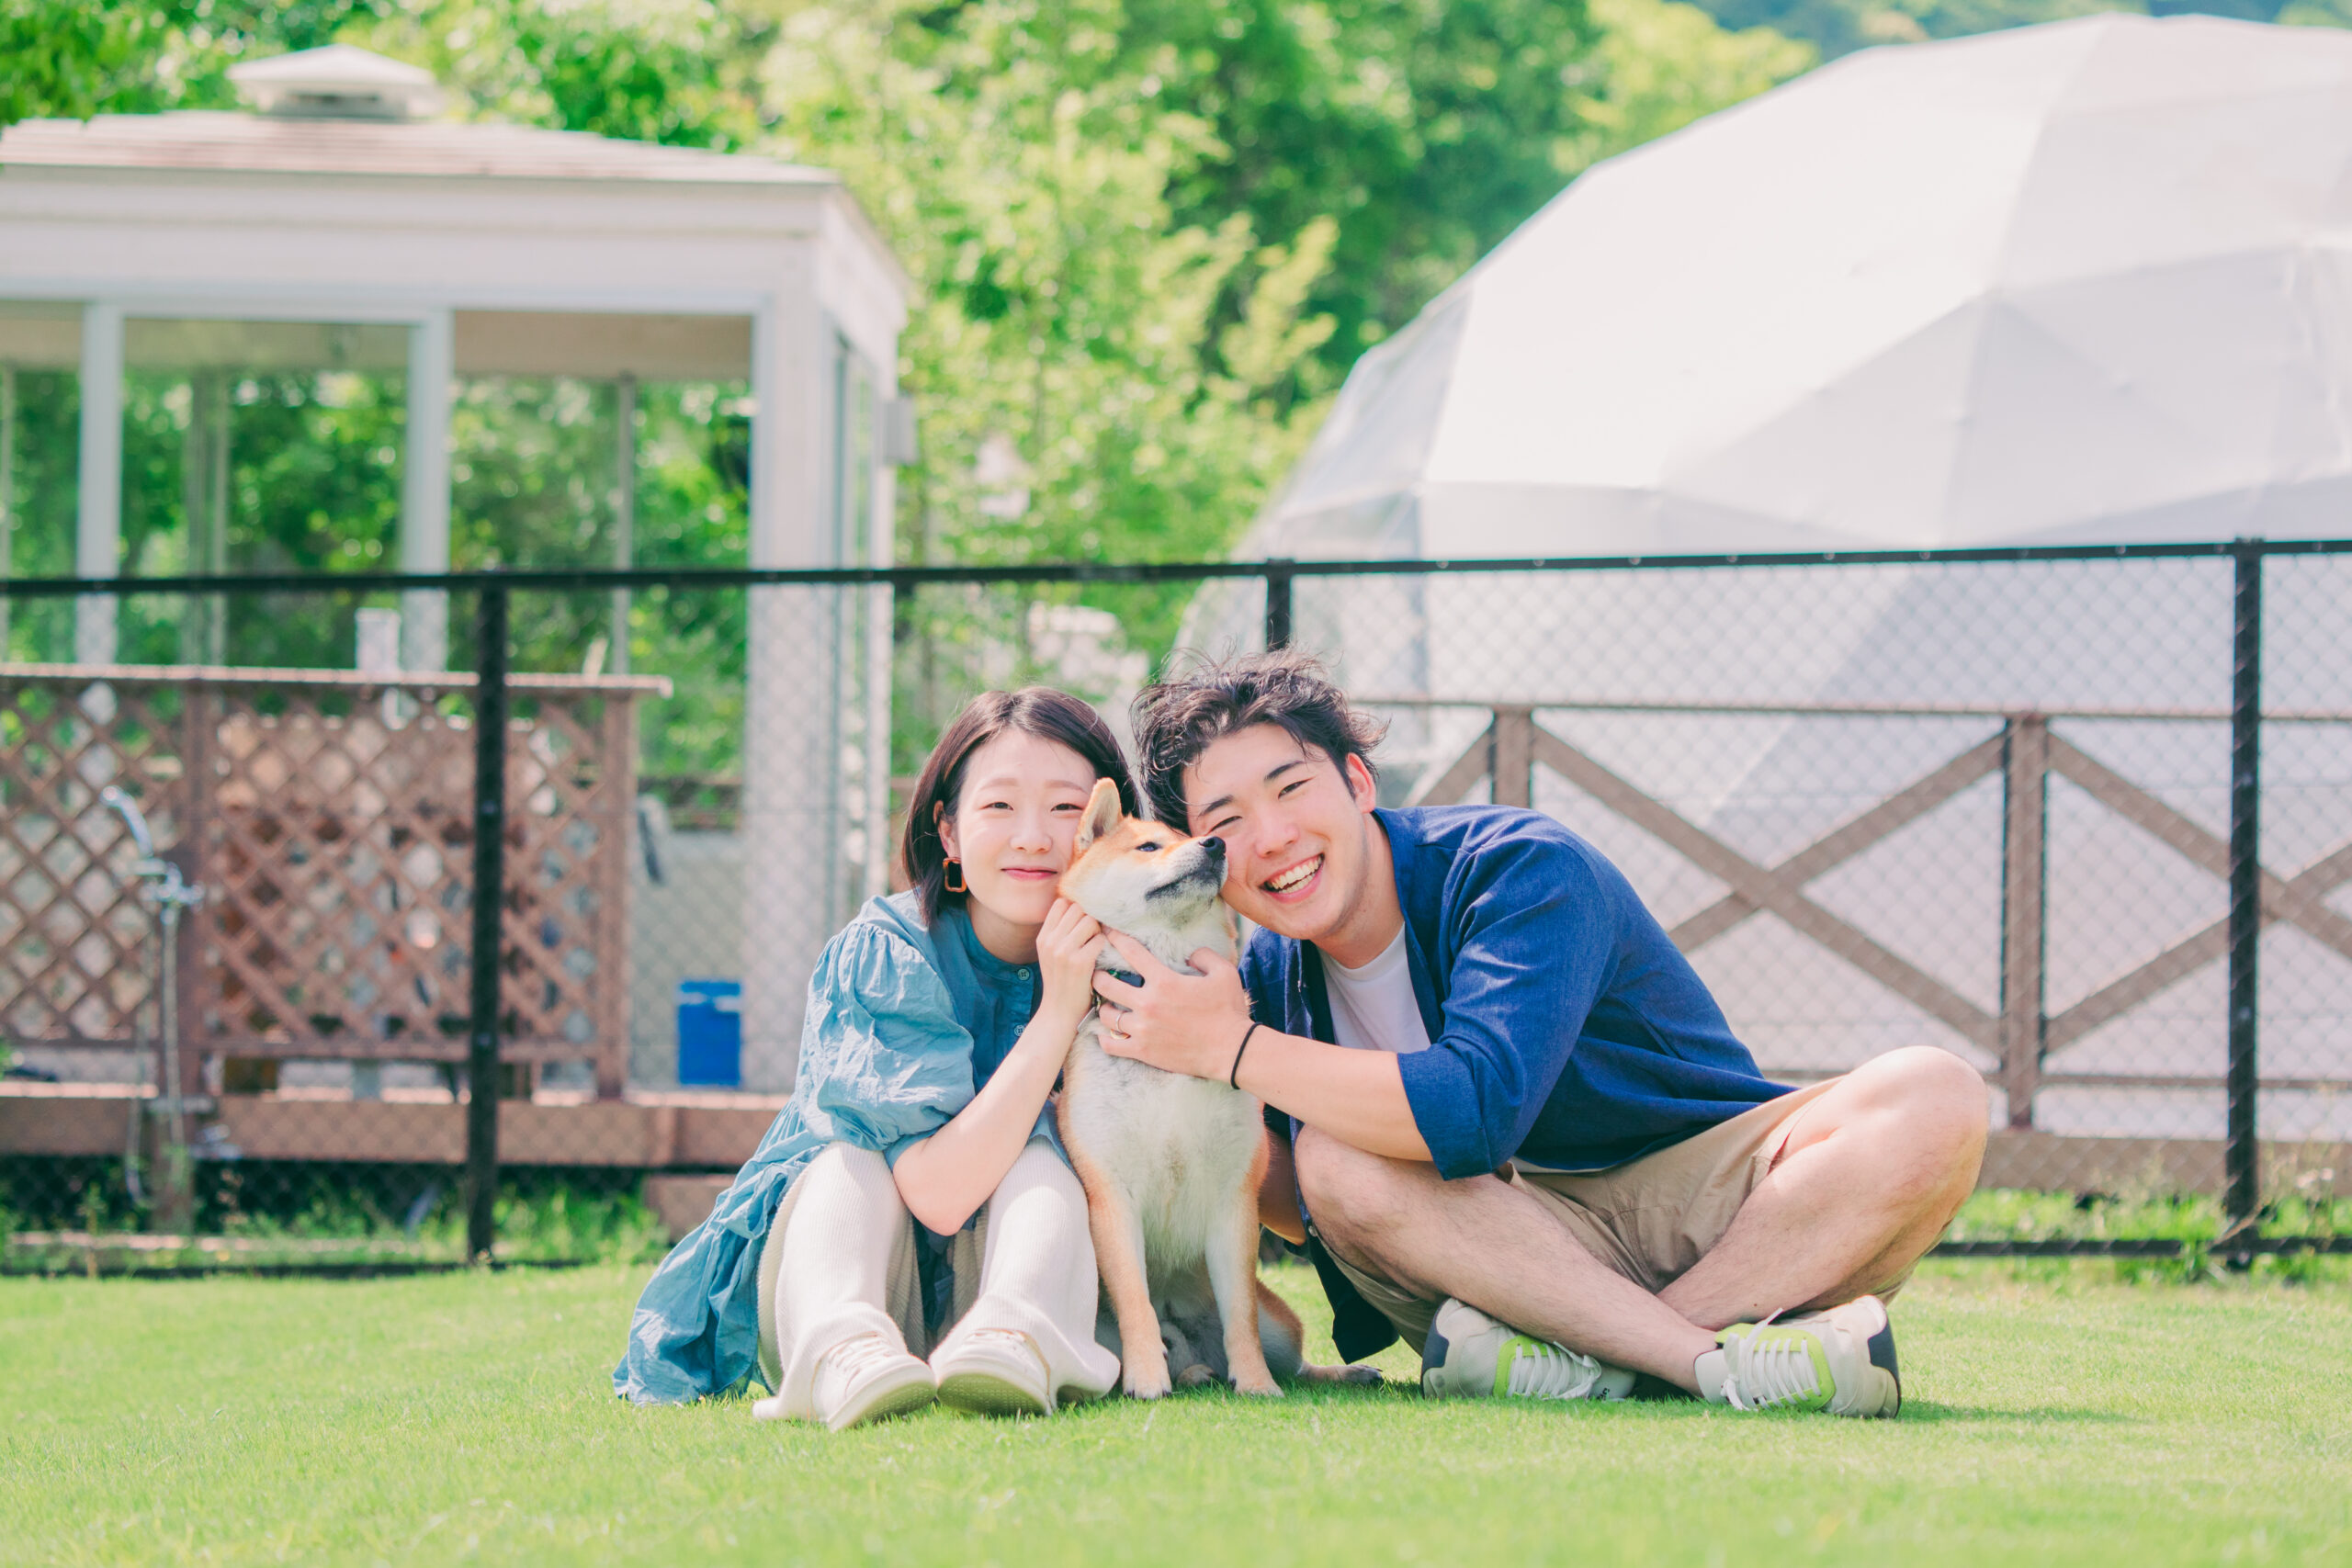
[1092, 932, 1253, 1080]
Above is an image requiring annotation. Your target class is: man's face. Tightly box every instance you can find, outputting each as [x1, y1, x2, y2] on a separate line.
[1182, 723, 1378, 943]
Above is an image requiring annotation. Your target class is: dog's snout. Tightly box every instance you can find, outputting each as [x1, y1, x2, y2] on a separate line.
[1200, 837, 1226, 861]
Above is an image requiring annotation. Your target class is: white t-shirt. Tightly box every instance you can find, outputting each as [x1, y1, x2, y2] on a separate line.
[1324, 928, 1433, 1056]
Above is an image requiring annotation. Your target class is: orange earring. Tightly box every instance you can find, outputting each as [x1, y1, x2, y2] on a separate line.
[944, 860, 966, 894]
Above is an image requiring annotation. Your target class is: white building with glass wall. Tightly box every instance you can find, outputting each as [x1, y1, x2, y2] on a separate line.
[0, 45, 911, 1089]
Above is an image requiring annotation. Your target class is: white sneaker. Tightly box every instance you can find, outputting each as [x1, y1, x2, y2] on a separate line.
[933, 1326, 1054, 1418]
[755, 1331, 937, 1431]
[1419, 1299, 1638, 1403]
[1710, 1295, 1901, 1418]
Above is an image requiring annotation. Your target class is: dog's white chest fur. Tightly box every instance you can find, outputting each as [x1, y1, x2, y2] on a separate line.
[1061, 955, 1262, 1287]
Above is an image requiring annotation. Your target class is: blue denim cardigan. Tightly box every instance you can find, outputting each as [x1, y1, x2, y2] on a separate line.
[1242, 806, 1788, 1359]
[613, 892, 1051, 1404]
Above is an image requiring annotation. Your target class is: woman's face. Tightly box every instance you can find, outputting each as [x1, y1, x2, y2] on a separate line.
[936, 729, 1102, 930]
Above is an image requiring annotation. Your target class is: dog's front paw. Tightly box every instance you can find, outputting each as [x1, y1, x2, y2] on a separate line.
[1123, 1354, 1173, 1400]
[1231, 1372, 1284, 1398]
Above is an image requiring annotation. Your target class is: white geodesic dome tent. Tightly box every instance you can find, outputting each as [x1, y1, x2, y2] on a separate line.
[1248, 13, 2352, 558]
[1187, 15, 2352, 1157]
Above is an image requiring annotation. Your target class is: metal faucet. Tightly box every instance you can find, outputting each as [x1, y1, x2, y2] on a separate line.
[99, 786, 205, 1224]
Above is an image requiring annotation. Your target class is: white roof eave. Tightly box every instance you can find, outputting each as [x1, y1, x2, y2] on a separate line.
[0, 114, 915, 310]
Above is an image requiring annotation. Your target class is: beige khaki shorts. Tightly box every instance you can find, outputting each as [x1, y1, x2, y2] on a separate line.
[1329, 1077, 1918, 1353]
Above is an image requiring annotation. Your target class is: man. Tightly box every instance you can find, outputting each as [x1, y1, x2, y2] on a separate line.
[1091, 650, 1986, 1416]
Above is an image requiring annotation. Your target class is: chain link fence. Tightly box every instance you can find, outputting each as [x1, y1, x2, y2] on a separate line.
[5, 542, 2349, 1269]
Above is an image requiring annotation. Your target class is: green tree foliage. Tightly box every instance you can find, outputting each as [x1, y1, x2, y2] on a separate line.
[766, 0, 1339, 578]
[1567, 0, 1815, 164]
[1, 368, 79, 658]
[350, 0, 771, 148]
[117, 371, 404, 667]
[1114, 0, 1600, 388]
[0, 1, 186, 127]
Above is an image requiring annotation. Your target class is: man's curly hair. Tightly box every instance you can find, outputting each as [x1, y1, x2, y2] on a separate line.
[1130, 649, 1387, 829]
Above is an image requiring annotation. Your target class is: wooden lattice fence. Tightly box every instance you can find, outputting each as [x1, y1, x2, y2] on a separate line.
[1387, 696, 2352, 1195]
[0, 662, 664, 1100]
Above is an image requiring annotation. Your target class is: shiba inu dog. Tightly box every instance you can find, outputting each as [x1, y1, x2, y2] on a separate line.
[1056, 779, 1373, 1398]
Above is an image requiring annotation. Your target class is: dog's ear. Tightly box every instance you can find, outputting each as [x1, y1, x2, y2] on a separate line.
[1073, 778, 1124, 853]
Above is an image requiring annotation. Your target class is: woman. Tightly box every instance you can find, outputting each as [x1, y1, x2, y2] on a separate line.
[615, 688, 1130, 1427]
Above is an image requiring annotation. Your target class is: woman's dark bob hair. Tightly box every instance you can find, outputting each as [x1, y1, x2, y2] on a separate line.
[901, 687, 1137, 922]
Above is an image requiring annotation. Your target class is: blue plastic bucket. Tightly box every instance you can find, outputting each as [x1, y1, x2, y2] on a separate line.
[675, 978, 742, 1087]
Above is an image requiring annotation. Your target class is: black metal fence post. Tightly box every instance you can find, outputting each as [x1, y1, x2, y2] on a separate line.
[1264, 558, 1295, 650]
[466, 581, 511, 1261]
[2225, 540, 2264, 1235]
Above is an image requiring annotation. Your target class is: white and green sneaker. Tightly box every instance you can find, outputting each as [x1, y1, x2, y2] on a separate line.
[1419, 1299, 1638, 1403]
[1710, 1295, 1901, 1418]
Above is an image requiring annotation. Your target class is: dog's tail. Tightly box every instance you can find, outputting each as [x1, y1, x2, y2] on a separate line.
[1255, 1278, 1382, 1386]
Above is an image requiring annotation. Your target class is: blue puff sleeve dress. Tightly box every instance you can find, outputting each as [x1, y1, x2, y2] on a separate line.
[614, 890, 1057, 1404]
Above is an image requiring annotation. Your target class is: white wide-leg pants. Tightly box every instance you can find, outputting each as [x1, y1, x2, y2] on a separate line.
[756, 1138, 1120, 1417]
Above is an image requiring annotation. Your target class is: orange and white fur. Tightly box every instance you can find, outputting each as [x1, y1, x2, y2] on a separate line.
[1055, 780, 1372, 1398]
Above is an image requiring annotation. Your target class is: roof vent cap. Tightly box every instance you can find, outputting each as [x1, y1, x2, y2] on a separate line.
[228, 45, 443, 122]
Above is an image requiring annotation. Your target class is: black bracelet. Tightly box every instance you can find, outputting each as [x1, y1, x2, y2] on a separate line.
[1228, 1021, 1261, 1090]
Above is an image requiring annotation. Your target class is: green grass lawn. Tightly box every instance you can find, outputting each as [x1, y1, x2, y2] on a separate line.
[4, 1262, 2346, 1567]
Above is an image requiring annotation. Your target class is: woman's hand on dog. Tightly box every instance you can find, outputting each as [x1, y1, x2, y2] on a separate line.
[1035, 897, 1109, 1028]
[1092, 933, 1253, 1080]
